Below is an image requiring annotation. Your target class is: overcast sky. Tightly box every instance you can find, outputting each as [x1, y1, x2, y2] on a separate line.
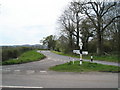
[0, 0, 72, 46]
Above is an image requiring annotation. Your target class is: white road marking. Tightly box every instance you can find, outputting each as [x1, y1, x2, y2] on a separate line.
[40, 60, 45, 62]
[48, 58, 51, 59]
[16, 66, 25, 68]
[40, 71, 47, 73]
[14, 70, 20, 72]
[14, 70, 20, 74]
[26, 70, 35, 74]
[6, 68, 10, 70]
[3, 69, 11, 72]
[0, 85, 43, 88]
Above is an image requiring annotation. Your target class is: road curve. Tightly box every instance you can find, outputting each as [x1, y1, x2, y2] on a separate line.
[1, 50, 119, 88]
[40, 50, 119, 66]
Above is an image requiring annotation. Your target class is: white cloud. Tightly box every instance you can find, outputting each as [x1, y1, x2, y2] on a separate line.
[0, 0, 71, 45]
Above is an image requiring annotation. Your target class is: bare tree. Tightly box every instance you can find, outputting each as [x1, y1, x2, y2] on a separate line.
[58, 9, 75, 52]
[80, 0, 120, 55]
[104, 1, 120, 54]
[69, 1, 83, 48]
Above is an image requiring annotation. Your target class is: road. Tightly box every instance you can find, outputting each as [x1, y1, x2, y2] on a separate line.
[1, 51, 119, 88]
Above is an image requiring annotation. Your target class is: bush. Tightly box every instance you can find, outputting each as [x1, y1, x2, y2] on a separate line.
[2, 46, 33, 62]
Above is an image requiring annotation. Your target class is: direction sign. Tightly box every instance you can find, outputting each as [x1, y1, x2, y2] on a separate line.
[73, 50, 80, 54]
[73, 50, 88, 55]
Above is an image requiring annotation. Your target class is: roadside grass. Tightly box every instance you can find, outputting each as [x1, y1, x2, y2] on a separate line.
[49, 61, 119, 73]
[83, 55, 119, 62]
[2, 50, 46, 65]
[52, 51, 119, 62]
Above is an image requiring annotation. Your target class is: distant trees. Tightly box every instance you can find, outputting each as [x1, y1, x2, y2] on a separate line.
[41, 35, 56, 50]
[55, 35, 70, 53]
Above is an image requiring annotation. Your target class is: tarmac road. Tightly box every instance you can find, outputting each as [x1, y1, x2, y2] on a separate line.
[1, 50, 119, 88]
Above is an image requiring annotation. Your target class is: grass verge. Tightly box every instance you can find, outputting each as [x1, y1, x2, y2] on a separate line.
[2, 50, 46, 65]
[52, 51, 119, 62]
[49, 61, 119, 73]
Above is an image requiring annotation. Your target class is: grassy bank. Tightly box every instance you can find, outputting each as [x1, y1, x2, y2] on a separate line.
[2, 50, 46, 65]
[2, 46, 33, 62]
[49, 61, 119, 73]
[52, 51, 119, 62]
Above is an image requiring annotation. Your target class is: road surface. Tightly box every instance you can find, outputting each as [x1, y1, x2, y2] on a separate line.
[1, 50, 119, 88]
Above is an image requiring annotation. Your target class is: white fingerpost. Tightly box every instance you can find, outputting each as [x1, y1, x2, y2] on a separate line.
[79, 42, 83, 65]
[80, 54, 82, 65]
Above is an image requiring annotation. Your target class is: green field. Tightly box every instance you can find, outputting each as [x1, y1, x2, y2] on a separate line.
[52, 51, 119, 62]
[49, 61, 119, 73]
[2, 50, 46, 65]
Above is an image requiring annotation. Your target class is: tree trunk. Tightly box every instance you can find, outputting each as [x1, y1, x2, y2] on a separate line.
[96, 15, 103, 55]
[69, 32, 73, 52]
[117, 18, 120, 56]
[85, 37, 89, 51]
[76, 30, 79, 48]
[97, 30, 102, 55]
[82, 37, 89, 51]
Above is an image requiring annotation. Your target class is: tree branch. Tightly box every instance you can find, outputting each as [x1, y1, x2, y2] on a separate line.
[89, 2, 99, 16]
[72, 32, 77, 37]
[85, 10, 98, 29]
[102, 16, 120, 32]
[101, 2, 116, 17]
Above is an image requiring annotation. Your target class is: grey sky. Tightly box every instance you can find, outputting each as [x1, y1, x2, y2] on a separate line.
[0, 0, 72, 45]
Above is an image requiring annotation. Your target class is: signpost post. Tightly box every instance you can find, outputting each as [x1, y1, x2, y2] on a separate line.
[73, 32, 89, 65]
[73, 38, 88, 65]
[79, 42, 83, 65]
[73, 50, 88, 65]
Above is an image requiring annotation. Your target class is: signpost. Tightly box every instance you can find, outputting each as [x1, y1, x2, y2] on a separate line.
[73, 50, 88, 55]
[73, 39, 88, 65]
[73, 31, 89, 65]
[79, 42, 83, 65]
[73, 50, 88, 65]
